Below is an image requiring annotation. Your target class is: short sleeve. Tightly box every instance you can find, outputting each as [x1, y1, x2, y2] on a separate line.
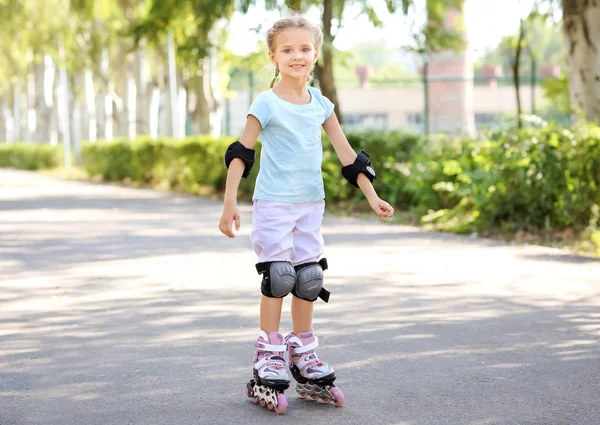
[321, 95, 335, 120]
[310, 87, 335, 121]
[247, 93, 271, 128]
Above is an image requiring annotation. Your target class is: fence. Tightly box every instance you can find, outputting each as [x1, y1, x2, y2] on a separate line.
[223, 70, 568, 137]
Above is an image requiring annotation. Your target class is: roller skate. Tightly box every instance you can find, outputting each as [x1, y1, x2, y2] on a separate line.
[244, 331, 289, 414]
[286, 330, 344, 406]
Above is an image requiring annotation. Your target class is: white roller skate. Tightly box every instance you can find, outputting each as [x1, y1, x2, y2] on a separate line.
[286, 330, 344, 406]
[244, 330, 289, 414]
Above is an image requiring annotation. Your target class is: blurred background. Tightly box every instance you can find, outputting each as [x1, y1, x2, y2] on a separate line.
[0, 0, 573, 145]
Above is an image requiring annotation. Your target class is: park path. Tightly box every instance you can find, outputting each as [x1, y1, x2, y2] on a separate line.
[1, 168, 599, 425]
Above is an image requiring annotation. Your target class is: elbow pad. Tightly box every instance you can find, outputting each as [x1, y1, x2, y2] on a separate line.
[224, 141, 255, 178]
[341, 150, 377, 188]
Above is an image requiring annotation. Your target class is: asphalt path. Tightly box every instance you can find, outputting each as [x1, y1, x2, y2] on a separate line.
[1, 168, 599, 425]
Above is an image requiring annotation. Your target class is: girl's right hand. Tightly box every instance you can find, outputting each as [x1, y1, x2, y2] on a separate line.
[218, 201, 241, 238]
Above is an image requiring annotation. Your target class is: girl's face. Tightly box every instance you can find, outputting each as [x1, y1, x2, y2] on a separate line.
[269, 28, 318, 82]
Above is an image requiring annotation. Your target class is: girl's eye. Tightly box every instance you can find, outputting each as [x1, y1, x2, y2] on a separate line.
[302, 48, 310, 52]
[284, 49, 291, 53]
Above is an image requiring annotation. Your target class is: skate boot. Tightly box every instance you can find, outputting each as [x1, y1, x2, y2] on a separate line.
[286, 330, 344, 406]
[244, 330, 289, 414]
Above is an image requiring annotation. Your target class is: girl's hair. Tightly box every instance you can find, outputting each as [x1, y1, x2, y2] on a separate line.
[267, 14, 323, 88]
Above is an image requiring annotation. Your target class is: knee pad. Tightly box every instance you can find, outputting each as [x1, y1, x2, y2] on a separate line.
[292, 258, 330, 303]
[256, 261, 296, 298]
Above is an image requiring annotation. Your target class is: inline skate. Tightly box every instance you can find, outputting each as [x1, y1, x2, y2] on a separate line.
[244, 331, 289, 414]
[286, 330, 344, 406]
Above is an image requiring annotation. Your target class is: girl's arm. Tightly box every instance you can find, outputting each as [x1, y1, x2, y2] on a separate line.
[219, 115, 261, 238]
[323, 113, 394, 219]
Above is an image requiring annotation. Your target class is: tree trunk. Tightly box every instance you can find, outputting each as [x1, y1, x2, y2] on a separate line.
[0, 97, 10, 143]
[84, 68, 97, 142]
[72, 95, 82, 164]
[97, 48, 115, 140]
[512, 21, 525, 129]
[189, 35, 222, 137]
[135, 39, 150, 136]
[33, 56, 56, 143]
[290, 0, 302, 12]
[314, 0, 342, 124]
[167, 31, 180, 138]
[112, 47, 129, 139]
[561, 0, 600, 122]
[57, 36, 71, 167]
[26, 56, 36, 142]
[190, 63, 212, 135]
[149, 85, 160, 138]
[12, 86, 21, 142]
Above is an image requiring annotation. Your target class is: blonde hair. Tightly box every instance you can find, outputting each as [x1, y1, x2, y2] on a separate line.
[267, 14, 323, 88]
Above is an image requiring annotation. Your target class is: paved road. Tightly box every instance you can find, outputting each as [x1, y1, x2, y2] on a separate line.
[1, 168, 599, 425]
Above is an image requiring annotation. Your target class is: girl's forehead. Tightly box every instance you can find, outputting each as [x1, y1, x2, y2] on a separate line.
[275, 28, 315, 46]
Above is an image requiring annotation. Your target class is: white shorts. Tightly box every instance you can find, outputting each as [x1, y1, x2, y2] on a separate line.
[250, 200, 325, 265]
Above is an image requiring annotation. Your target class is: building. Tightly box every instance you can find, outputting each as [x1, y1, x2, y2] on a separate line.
[222, 83, 548, 137]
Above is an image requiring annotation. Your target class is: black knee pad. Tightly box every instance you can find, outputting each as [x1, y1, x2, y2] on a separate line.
[256, 261, 296, 298]
[292, 258, 330, 303]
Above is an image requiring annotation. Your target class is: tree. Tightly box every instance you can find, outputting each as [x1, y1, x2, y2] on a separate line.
[500, 19, 526, 129]
[288, 0, 458, 124]
[559, 0, 600, 122]
[132, 0, 236, 136]
[475, 17, 564, 81]
[314, 0, 340, 121]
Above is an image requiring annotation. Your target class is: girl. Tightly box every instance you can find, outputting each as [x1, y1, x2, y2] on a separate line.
[219, 13, 394, 414]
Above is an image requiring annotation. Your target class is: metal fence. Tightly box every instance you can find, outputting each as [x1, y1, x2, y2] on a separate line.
[223, 71, 568, 137]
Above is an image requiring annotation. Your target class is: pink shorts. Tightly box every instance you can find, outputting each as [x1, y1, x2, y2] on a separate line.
[250, 200, 325, 265]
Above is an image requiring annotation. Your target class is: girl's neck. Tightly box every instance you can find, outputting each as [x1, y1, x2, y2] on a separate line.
[274, 76, 309, 96]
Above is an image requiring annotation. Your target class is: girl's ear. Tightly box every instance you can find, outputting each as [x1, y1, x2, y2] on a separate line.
[268, 50, 276, 65]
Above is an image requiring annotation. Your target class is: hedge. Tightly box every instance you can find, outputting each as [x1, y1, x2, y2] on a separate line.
[3, 124, 599, 237]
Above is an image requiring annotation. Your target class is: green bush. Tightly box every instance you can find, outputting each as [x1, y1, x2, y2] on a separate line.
[0, 143, 62, 170]
[8, 122, 600, 238]
[417, 124, 600, 233]
[322, 130, 421, 206]
[81, 136, 248, 196]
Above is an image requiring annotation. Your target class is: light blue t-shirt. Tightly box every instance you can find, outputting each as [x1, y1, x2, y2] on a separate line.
[247, 86, 335, 202]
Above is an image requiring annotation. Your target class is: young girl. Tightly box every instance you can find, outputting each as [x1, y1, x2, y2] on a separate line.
[219, 14, 394, 414]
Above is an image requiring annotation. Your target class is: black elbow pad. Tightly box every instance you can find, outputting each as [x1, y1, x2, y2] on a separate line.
[224, 141, 255, 178]
[342, 150, 377, 188]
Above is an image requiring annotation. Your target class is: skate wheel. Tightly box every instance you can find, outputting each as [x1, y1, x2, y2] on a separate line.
[267, 402, 274, 411]
[259, 399, 266, 407]
[321, 397, 331, 404]
[309, 395, 319, 401]
[244, 387, 249, 398]
[275, 393, 287, 414]
[252, 397, 260, 405]
[330, 386, 344, 407]
[298, 392, 308, 399]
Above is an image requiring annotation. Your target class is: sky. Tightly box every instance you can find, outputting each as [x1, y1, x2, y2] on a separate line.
[226, 0, 538, 58]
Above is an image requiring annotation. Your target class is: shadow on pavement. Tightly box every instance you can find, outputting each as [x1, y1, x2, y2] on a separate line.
[1, 271, 599, 425]
[1, 172, 599, 425]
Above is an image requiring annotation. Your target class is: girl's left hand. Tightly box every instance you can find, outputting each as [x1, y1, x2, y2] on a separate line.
[369, 197, 395, 219]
